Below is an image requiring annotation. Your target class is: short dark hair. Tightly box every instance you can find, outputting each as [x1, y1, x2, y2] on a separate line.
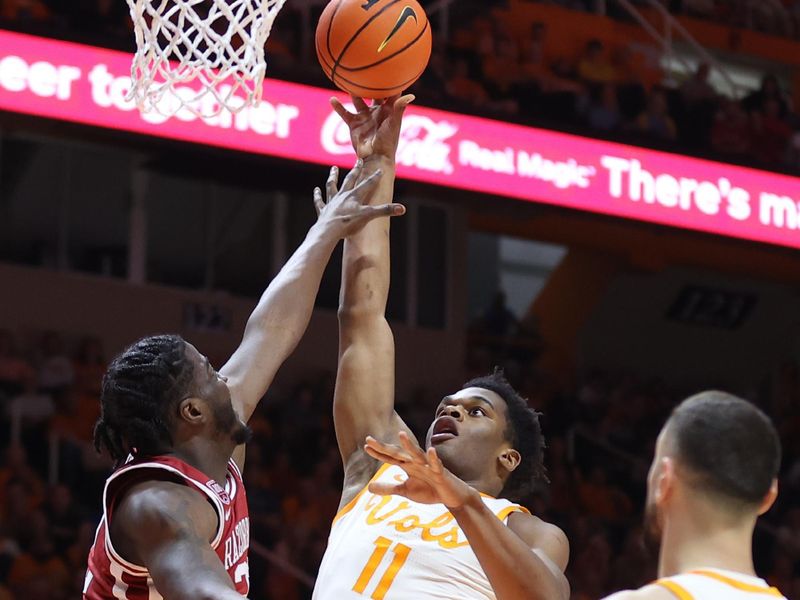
[462, 369, 546, 502]
[667, 391, 780, 510]
[94, 335, 195, 462]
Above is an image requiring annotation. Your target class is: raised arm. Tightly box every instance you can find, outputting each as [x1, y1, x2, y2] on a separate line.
[110, 481, 246, 600]
[330, 96, 417, 506]
[220, 163, 404, 427]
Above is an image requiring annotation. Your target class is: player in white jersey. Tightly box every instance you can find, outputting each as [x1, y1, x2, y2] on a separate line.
[604, 391, 786, 600]
[313, 94, 570, 600]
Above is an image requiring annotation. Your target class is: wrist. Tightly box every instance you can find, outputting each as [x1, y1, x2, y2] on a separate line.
[447, 486, 482, 514]
[363, 154, 396, 170]
[307, 221, 341, 248]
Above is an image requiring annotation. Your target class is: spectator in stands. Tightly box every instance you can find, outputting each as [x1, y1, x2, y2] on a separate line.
[416, 47, 448, 102]
[577, 39, 618, 86]
[680, 0, 717, 18]
[0, 0, 49, 22]
[36, 331, 73, 394]
[519, 21, 558, 84]
[586, 83, 622, 131]
[446, 57, 490, 108]
[73, 335, 104, 395]
[751, 97, 793, 164]
[7, 531, 70, 599]
[7, 372, 54, 435]
[46, 484, 83, 554]
[0, 446, 44, 520]
[679, 63, 718, 107]
[482, 290, 518, 337]
[743, 74, 790, 118]
[576, 464, 634, 522]
[636, 87, 677, 141]
[610, 526, 655, 591]
[711, 97, 751, 156]
[0, 330, 34, 397]
[570, 528, 614, 599]
[612, 46, 650, 122]
[481, 35, 522, 113]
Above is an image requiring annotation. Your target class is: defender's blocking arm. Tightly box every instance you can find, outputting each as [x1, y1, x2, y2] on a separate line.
[220, 162, 403, 431]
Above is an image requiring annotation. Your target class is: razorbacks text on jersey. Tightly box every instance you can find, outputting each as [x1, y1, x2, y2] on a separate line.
[655, 568, 786, 600]
[83, 454, 250, 599]
[313, 464, 529, 600]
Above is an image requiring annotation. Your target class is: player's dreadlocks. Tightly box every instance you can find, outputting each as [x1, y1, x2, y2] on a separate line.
[462, 369, 547, 502]
[94, 334, 195, 462]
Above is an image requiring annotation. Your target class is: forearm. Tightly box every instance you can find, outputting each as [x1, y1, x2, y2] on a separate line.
[339, 157, 395, 319]
[246, 223, 337, 336]
[222, 222, 338, 418]
[451, 492, 566, 600]
[334, 158, 402, 461]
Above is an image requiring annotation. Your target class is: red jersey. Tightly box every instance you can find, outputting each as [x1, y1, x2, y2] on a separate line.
[83, 454, 250, 599]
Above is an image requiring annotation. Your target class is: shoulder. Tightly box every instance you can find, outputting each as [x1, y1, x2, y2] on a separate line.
[603, 584, 677, 600]
[112, 480, 219, 560]
[507, 512, 569, 571]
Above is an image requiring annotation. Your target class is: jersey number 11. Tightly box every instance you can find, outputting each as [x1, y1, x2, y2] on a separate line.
[352, 536, 411, 600]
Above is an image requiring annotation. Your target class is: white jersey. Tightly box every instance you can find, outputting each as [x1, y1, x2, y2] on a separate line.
[655, 568, 786, 600]
[313, 464, 529, 600]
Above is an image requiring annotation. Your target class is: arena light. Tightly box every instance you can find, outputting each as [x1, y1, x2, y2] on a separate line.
[2, 29, 800, 250]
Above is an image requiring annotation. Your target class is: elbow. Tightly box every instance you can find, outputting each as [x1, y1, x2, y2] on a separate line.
[337, 304, 383, 326]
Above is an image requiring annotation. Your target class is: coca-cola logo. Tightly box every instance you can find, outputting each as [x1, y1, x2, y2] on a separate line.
[320, 109, 456, 175]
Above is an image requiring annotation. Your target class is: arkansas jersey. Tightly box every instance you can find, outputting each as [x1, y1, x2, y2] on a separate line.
[83, 455, 250, 599]
[313, 464, 529, 600]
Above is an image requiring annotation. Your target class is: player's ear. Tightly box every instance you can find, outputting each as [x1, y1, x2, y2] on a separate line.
[758, 479, 779, 516]
[178, 396, 207, 426]
[498, 448, 521, 474]
[654, 457, 675, 506]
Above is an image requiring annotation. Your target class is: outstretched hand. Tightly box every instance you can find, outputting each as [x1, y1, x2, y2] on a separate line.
[330, 94, 414, 160]
[314, 161, 405, 238]
[364, 431, 476, 510]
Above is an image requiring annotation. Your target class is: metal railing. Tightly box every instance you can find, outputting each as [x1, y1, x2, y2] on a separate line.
[614, 0, 740, 97]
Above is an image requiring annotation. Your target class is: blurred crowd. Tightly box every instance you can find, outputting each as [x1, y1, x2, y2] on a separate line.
[2, 324, 800, 599]
[2, 0, 800, 172]
[411, 15, 800, 172]
[658, 0, 800, 40]
[542, 0, 800, 40]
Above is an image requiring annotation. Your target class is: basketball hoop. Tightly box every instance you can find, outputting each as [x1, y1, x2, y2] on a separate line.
[125, 0, 288, 118]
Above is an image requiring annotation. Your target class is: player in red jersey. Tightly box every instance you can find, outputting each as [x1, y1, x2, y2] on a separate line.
[82, 163, 405, 600]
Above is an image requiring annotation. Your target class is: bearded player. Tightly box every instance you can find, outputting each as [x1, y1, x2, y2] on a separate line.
[82, 164, 405, 600]
[312, 95, 569, 600]
[604, 391, 786, 600]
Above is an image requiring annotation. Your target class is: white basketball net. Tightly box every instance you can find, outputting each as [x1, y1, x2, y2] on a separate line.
[125, 0, 288, 118]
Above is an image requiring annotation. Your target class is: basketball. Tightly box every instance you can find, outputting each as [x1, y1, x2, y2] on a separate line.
[315, 0, 432, 99]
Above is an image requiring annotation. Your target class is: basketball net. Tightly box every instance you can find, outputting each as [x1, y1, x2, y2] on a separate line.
[125, 0, 288, 118]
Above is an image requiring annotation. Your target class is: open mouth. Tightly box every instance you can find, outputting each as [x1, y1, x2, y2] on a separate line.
[430, 416, 459, 444]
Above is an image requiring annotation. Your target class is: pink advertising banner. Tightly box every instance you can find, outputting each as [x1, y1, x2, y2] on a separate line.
[2, 29, 800, 249]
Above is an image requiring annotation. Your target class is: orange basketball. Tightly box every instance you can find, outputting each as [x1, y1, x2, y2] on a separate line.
[315, 0, 432, 99]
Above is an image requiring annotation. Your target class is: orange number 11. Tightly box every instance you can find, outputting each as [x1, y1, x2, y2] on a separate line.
[352, 536, 412, 600]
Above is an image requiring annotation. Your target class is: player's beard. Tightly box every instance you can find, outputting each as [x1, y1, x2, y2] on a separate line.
[213, 400, 253, 446]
